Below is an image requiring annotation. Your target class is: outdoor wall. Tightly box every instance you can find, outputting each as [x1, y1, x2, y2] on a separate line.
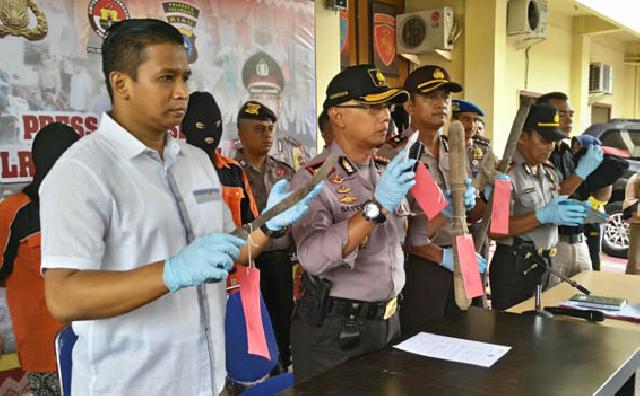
[315, 3, 341, 152]
[404, 0, 465, 100]
[495, 10, 575, 152]
[624, 65, 640, 119]
[590, 35, 627, 119]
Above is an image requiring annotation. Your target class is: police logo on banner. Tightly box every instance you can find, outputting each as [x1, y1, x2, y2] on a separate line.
[87, 0, 130, 54]
[162, 1, 200, 64]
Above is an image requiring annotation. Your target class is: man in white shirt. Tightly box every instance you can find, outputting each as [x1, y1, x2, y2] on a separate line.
[40, 19, 319, 395]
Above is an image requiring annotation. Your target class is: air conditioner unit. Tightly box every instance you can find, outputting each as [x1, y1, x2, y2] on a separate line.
[589, 63, 612, 94]
[396, 7, 454, 54]
[507, 0, 547, 47]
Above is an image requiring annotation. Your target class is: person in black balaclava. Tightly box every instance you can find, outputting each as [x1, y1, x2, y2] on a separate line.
[181, 91, 258, 228]
[0, 122, 79, 395]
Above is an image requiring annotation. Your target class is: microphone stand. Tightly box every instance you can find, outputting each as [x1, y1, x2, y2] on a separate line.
[521, 255, 592, 319]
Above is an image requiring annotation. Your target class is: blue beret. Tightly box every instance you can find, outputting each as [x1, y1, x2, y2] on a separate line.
[452, 100, 484, 117]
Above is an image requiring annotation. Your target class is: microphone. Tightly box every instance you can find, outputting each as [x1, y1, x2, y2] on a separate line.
[544, 306, 604, 322]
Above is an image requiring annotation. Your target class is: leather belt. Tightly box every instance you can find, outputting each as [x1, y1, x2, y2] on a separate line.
[326, 296, 398, 321]
[558, 233, 585, 244]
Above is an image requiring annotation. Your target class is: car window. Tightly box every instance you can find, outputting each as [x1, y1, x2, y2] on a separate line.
[600, 128, 640, 159]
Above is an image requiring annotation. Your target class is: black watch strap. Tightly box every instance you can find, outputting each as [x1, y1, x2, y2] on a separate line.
[260, 223, 289, 239]
[362, 199, 386, 224]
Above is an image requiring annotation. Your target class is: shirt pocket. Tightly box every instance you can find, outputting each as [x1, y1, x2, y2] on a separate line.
[519, 191, 542, 208]
[221, 187, 245, 227]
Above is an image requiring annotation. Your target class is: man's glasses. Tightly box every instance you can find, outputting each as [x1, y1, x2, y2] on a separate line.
[558, 110, 574, 118]
[334, 103, 393, 112]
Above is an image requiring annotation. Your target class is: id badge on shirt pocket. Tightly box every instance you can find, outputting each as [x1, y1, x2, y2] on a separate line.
[193, 187, 220, 204]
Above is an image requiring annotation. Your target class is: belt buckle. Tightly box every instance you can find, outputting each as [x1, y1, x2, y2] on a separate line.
[383, 296, 398, 320]
[548, 248, 557, 257]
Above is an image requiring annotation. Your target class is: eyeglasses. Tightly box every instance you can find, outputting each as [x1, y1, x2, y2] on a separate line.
[334, 103, 393, 112]
[558, 110, 574, 118]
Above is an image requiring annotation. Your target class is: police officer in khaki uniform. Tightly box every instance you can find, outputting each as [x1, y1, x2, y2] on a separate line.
[234, 100, 296, 373]
[379, 66, 486, 333]
[489, 103, 587, 310]
[289, 64, 416, 383]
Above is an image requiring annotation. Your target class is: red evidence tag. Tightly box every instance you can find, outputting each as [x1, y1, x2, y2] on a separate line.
[490, 179, 512, 235]
[237, 267, 271, 360]
[455, 234, 484, 299]
[411, 162, 447, 220]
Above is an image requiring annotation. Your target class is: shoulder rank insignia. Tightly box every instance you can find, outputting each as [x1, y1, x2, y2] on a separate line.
[472, 135, 490, 146]
[544, 167, 556, 183]
[387, 134, 406, 147]
[339, 195, 359, 204]
[336, 185, 351, 194]
[440, 135, 449, 153]
[305, 161, 329, 175]
[339, 156, 356, 176]
[373, 154, 390, 165]
[330, 174, 344, 184]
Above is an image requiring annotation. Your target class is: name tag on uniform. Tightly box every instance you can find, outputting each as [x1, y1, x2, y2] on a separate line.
[193, 188, 220, 204]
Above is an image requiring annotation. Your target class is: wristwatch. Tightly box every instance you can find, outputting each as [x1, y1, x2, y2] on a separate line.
[260, 223, 289, 239]
[362, 200, 386, 224]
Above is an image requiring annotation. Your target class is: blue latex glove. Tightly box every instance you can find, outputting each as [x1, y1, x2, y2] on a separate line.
[483, 172, 511, 200]
[374, 150, 417, 212]
[535, 195, 587, 226]
[163, 233, 246, 292]
[575, 144, 603, 179]
[442, 178, 476, 217]
[265, 179, 324, 231]
[441, 248, 488, 273]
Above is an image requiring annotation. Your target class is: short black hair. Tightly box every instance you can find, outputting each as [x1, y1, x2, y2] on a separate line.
[536, 92, 568, 104]
[101, 19, 184, 102]
[318, 110, 330, 131]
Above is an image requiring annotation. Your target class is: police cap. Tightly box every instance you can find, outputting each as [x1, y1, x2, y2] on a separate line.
[323, 64, 409, 110]
[404, 65, 463, 94]
[452, 99, 484, 116]
[238, 100, 277, 123]
[524, 103, 565, 142]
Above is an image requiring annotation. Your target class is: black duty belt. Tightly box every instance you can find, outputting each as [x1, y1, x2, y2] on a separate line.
[558, 233, 585, 244]
[325, 296, 398, 321]
[512, 238, 557, 259]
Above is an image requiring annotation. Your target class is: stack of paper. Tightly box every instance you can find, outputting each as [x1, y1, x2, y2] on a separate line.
[560, 301, 640, 322]
[394, 332, 511, 367]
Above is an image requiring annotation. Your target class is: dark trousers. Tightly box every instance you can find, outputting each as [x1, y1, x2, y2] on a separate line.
[584, 223, 602, 270]
[291, 309, 400, 384]
[400, 254, 459, 334]
[254, 250, 293, 368]
[489, 244, 548, 311]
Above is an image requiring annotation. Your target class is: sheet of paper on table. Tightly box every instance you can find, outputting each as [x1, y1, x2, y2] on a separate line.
[394, 332, 511, 367]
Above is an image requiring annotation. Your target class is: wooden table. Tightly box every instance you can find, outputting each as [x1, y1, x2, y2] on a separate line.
[281, 308, 640, 395]
[509, 271, 640, 331]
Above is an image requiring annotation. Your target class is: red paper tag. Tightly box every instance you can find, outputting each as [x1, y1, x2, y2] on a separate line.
[489, 179, 512, 235]
[237, 267, 271, 360]
[411, 162, 447, 220]
[455, 234, 484, 299]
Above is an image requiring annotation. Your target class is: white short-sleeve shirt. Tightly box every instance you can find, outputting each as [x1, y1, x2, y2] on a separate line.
[40, 113, 235, 395]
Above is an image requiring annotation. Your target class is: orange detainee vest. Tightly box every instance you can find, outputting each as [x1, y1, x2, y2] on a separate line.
[0, 193, 65, 372]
